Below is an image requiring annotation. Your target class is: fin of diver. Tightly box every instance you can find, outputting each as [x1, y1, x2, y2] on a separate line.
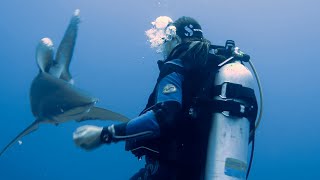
[0, 121, 40, 156]
[52, 9, 80, 82]
[78, 107, 130, 123]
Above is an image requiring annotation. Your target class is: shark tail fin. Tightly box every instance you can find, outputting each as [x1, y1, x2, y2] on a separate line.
[0, 121, 40, 157]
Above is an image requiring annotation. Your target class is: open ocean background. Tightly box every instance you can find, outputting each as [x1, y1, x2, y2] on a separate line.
[0, 0, 319, 179]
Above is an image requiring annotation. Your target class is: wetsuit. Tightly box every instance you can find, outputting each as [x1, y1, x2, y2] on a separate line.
[103, 58, 185, 179]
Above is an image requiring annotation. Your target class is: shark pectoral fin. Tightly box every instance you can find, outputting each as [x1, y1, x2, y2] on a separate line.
[0, 121, 40, 156]
[36, 38, 54, 73]
[78, 107, 130, 123]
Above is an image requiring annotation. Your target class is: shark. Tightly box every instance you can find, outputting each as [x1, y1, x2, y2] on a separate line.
[0, 9, 129, 156]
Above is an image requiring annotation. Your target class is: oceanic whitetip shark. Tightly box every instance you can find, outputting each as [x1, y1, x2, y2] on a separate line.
[0, 9, 129, 156]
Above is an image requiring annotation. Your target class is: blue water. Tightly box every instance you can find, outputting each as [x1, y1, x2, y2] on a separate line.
[0, 0, 319, 179]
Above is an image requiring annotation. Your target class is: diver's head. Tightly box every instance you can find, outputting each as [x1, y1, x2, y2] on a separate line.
[146, 16, 204, 59]
[172, 16, 203, 43]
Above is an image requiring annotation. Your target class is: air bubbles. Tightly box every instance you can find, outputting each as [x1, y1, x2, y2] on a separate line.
[154, 0, 168, 8]
[145, 16, 174, 53]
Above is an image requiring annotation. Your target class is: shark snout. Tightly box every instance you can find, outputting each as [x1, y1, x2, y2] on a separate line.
[56, 99, 98, 121]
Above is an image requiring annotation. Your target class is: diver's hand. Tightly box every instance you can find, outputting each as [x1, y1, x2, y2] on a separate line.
[73, 125, 103, 151]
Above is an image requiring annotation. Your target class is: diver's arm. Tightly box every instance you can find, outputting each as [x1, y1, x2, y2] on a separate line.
[73, 72, 183, 150]
[102, 72, 184, 143]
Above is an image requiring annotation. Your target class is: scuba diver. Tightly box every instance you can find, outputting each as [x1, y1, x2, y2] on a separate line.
[73, 16, 260, 180]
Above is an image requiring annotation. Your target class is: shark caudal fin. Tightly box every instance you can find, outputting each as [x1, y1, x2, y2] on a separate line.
[77, 107, 130, 122]
[0, 121, 40, 156]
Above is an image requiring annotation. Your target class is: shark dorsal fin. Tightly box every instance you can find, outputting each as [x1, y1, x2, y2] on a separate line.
[53, 9, 80, 82]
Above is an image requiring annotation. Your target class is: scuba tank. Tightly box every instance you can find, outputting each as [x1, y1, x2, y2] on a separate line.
[193, 40, 262, 180]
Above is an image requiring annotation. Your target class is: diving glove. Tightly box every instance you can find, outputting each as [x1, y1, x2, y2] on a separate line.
[73, 125, 117, 151]
[73, 125, 104, 151]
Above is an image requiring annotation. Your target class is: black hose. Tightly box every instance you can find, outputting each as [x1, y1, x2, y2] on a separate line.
[246, 130, 255, 179]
